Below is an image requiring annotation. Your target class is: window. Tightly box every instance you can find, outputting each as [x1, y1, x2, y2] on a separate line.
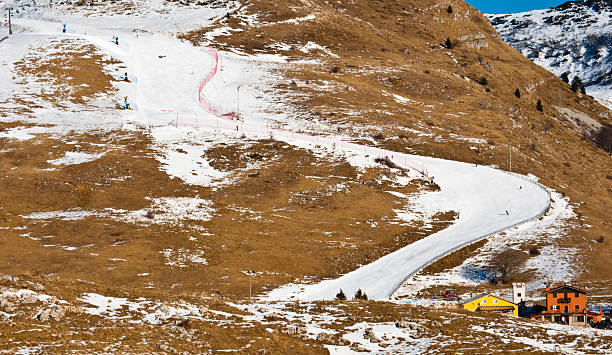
[577, 316, 584, 322]
[564, 306, 569, 312]
[575, 292, 580, 298]
[517, 293, 522, 297]
[564, 292, 568, 299]
[493, 299, 498, 304]
[552, 305, 560, 310]
[575, 305, 580, 310]
[545, 316, 551, 321]
[482, 299, 486, 304]
[553, 293, 557, 298]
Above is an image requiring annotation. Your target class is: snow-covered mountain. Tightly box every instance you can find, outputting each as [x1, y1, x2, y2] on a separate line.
[487, 0, 612, 109]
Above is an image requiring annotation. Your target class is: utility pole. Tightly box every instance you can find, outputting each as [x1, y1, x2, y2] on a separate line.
[237, 84, 241, 118]
[8, 8, 12, 35]
[246, 270, 255, 303]
[558, 89, 561, 121]
[508, 138, 512, 172]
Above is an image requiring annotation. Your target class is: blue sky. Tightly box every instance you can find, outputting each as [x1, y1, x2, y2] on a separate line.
[466, 0, 567, 14]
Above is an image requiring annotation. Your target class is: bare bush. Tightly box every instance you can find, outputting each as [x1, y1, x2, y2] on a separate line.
[374, 156, 399, 169]
[528, 247, 540, 256]
[490, 248, 528, 284]
[372, 133, 384, 141]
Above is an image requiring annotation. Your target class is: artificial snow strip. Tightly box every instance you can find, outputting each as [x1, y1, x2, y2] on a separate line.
[9, 16, 551, 302]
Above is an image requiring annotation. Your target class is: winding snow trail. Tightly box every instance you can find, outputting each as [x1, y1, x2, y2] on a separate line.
[7, 18, 551, 301]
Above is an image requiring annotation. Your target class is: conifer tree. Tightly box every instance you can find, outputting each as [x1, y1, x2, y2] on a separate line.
[560, 72, 569, 84]
[445, 37, 453, 49]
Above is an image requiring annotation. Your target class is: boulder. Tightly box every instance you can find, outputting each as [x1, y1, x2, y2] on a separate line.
[157, 304, 173, 321]
[66, 306, 85, 314]
[316, 332, 334, 343]
[36, 306, 65, 322]
[20, 293, 39, 304]
[286, 324, 307, 335]
[0, 298, 16, 312]
[0, 275, 16, 283]
[198, 305, 209, 316]
[364, 328, 380, 343]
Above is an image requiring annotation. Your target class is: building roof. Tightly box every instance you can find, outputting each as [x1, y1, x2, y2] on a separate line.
[460, 293, 488, 305]
[477, 306, 516, 312]
[546, 285, 586, 294]
[460, 293, 516, 306]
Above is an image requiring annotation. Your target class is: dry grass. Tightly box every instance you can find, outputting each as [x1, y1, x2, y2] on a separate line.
[2, 1, 612, 351]
[11, 39, 119, 109]
[182, 0, 612, 287]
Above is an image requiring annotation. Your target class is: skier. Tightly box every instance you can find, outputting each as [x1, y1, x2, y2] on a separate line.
[123, 96, 130, 110]
[505, 210, 509, 215]
[62, 24, 66, 33]
[123, 72, 129, 82]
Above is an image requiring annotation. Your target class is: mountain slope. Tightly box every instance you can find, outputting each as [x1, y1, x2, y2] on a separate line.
[0, 0, 611, 352]
[487, 0, 612, 109]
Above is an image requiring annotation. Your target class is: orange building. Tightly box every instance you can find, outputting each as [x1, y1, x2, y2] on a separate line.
[532, 284, 603, 325]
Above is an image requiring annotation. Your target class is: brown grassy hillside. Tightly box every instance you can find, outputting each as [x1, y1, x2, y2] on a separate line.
[181, 0, 612, 283]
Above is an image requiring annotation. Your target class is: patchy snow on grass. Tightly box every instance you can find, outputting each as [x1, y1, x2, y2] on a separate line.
[151, 127, 233, 187]
[47, 151, 105, 166]
[79, 293, 138, 317]
[125, 197, 215, 224]
[299, 42, 339, 58]
[160, 248, 208, 268]
[21, 209, 102, 221]
[0, 126, 44, 140]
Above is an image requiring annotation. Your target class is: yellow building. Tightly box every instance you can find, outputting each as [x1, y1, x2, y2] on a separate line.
[459, 293, 518, 317]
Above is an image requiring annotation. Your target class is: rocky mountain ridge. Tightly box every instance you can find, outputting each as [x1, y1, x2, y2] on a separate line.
[487, 0, 612, 108]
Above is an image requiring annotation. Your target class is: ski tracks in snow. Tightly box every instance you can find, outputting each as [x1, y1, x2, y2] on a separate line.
[9, 19, 552, 302]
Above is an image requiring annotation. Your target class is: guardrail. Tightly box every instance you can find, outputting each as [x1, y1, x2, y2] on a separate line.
[387, 167, 552, 299]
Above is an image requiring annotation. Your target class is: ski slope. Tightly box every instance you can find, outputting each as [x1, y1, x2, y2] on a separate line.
[5, 16, 551, 301]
